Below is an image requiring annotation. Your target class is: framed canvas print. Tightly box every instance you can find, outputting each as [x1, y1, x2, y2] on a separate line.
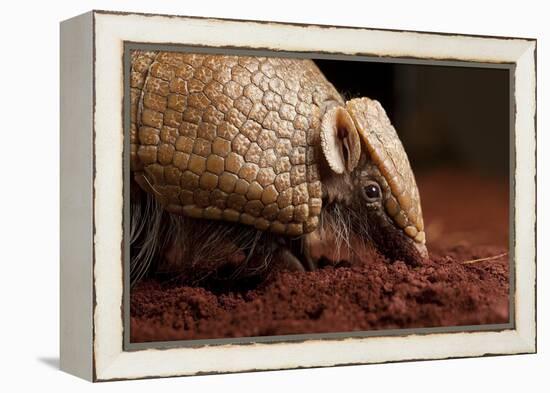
[60, 10, 537, 381]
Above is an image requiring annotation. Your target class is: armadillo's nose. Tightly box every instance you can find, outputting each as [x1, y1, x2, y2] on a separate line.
[414, 241, 429, 260]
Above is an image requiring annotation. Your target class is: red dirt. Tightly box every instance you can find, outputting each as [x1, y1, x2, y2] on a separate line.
[130, 169, 510, 342]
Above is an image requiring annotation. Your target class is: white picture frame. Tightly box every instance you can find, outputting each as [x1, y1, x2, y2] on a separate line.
[60, 10, 536, 381]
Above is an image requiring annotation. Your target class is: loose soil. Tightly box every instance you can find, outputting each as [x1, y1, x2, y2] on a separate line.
[130, 169, 510, 342]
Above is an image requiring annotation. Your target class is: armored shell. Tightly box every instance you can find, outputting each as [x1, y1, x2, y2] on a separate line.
[130, 51, 344, 236]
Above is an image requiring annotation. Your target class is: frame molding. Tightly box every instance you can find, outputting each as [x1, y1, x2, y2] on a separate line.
[60, 10, 536, 381]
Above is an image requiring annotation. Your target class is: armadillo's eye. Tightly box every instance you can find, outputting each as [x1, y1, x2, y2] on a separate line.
[362, 182, 381, 202]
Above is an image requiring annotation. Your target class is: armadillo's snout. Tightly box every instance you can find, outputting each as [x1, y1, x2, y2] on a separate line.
[414, 241, 429, 260]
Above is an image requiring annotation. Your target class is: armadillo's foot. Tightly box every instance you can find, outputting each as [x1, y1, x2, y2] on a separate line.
[298, 233, 321, 271]
[280, 237, 319, 272]
[275, 248, 306, 272]
[302, 244, 317, 271]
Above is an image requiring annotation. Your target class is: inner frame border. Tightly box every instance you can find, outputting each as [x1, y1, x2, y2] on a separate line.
[122, 42, 516, 352]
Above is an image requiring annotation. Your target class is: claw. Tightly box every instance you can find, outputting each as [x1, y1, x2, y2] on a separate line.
[275, 248, 306, 271]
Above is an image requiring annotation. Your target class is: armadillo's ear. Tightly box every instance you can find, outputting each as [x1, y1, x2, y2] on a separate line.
[320, 106, 361, 174]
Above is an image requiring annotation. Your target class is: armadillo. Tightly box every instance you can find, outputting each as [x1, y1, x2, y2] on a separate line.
[130, 50, 427, 282]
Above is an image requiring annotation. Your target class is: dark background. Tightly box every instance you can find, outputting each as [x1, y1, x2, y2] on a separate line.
[315, 59, 511, 176]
